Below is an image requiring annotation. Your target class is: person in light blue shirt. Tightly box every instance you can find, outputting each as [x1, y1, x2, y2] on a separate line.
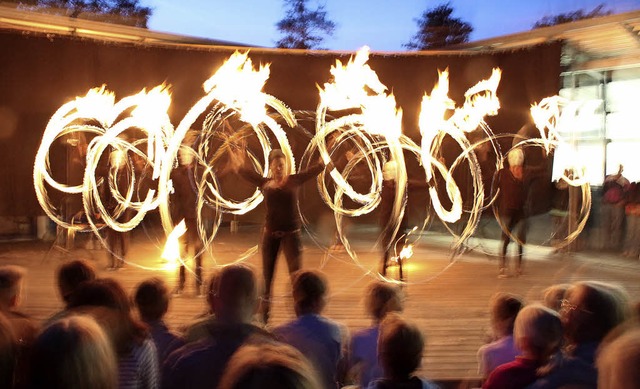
[273, 270, 348, 389]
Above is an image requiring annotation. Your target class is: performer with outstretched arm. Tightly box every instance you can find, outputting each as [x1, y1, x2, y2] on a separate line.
[230, 148, 332, 323]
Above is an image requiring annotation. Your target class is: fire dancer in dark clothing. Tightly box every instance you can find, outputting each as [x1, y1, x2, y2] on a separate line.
[230, 148, 331, 323]
[495, 148, 548, 278]
[170, 148, 204, 295]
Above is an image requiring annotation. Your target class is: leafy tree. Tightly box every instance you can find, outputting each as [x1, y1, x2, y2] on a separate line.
[533, 4, 611, 28]
[8, 0, 152, 28]
[404, 2, 473, 50]
[276, 0, 336, 50]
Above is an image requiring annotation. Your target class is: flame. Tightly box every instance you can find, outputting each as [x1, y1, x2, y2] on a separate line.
[161, 219, 186, 271]
[397, 244, 414, 261]
[203, 51, 269, 126]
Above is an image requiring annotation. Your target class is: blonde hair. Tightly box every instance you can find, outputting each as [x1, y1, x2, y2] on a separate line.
[598, 328, 640, 389]
[219, 342, 321, 389]
[30, 314, 117, 389]
[514, 304, 562, 359]
[507, 148, 524, 167]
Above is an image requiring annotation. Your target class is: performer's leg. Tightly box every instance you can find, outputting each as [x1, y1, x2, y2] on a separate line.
[106, 229, 117, 269]
[515, 215, 527, 275]
[380, 232, 392, 277]
[282, 232, 302, 277]
[260, 231, 280, 323]
[187, 222, 204, 294]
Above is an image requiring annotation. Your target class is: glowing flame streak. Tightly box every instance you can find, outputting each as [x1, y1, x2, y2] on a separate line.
[418, 69, 501, 251]
[314, 46, 408, 260]
[528, 97, 592, 248]
[157, 51, 298, 266]
[35, 85, 174, 269]
[161, 219, 186, 271]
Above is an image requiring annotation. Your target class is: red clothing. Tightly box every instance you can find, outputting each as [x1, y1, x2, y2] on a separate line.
[483, 356, 540, 389]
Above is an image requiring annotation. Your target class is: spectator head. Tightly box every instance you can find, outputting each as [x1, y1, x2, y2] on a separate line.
[542, 283, 570, 312]
[489, 292, 524, 337]
[292, 270, 328, 316]
[562, 281, 630, 345]
[508, 148, 524, 167]
[0, 265, 25, 311]
[29, 315, 117, 389]
[68, 278, 147, 356]
[218, 342, 321, 389]
[206, 270, 221, 314]
[378, 313, 424, 380]
[214, 264, 259, 323]
[133, 277, 170, 323]
[597, 328, 640, 389]
[68, 278, 130, 314]
[365, 281, 404, 322]
[57, 259, 96, 305]
[514, 304, 563, 360]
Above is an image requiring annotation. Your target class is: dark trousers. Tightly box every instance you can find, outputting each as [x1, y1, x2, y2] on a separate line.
[260, 228, 302, 322]
[178, 219, 204, 292]
[106, 229, 128, 268]
[500, 208, 528, 270]
[381, 230, 406, 282]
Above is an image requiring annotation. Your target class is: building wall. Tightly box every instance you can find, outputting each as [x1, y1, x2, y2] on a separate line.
[0, 30, 562, 233]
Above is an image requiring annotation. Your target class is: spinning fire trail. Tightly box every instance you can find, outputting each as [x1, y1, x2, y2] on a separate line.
[33, 47, 591, 280]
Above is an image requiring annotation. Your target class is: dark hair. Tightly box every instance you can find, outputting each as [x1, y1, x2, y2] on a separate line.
[57, 260, 97, 304]
[133, 278, 169, 322]
[365, 281, 403, 321]
[268, 149, 285, 163]
[69, 278, 148, 356]
[378, 314, 424, 380]
[292, 270, 327, 315]
[490, 293, 524, 335]
[215, 265, 259, 321]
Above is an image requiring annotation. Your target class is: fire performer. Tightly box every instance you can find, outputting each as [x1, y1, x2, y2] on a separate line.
[170, 148, 204, 295]
[495, 148, 549, 278]
[379, 160, 425, 282]
[101, 149, 132, 270]
[230, 147, 332, 323]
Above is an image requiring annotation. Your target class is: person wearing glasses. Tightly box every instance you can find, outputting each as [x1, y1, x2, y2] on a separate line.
[528, 281, 630, 388]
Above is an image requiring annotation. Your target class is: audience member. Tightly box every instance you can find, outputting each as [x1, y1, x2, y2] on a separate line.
[623, 181, 640, 258]
[133, 277, 184, 365]
[601, 164, 630, 252]
[368, 313, 439, 389]
[28, 314, 117, 389]
[274, 270, 348, 389]
[477, 292, 524, 379]
[541, 283, 570, 312]
[162, 264, 273, 389]
[528, 281, 630, 388]
[181, 271, 220, 343]
[46, 259, 97, 324]
[597, 327, 640, 389]
[0, 312, 16, 389]
[0, 265, 39, 388]
[218, 342, 322, 389]
[483, 304, 563, 389]
[349, 281, 404, 389]
[69, 278, 159, 389]
[0, 265, 39, 344]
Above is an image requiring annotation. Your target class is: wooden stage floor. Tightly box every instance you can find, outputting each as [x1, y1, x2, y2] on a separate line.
[2, 227, 640, 384]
